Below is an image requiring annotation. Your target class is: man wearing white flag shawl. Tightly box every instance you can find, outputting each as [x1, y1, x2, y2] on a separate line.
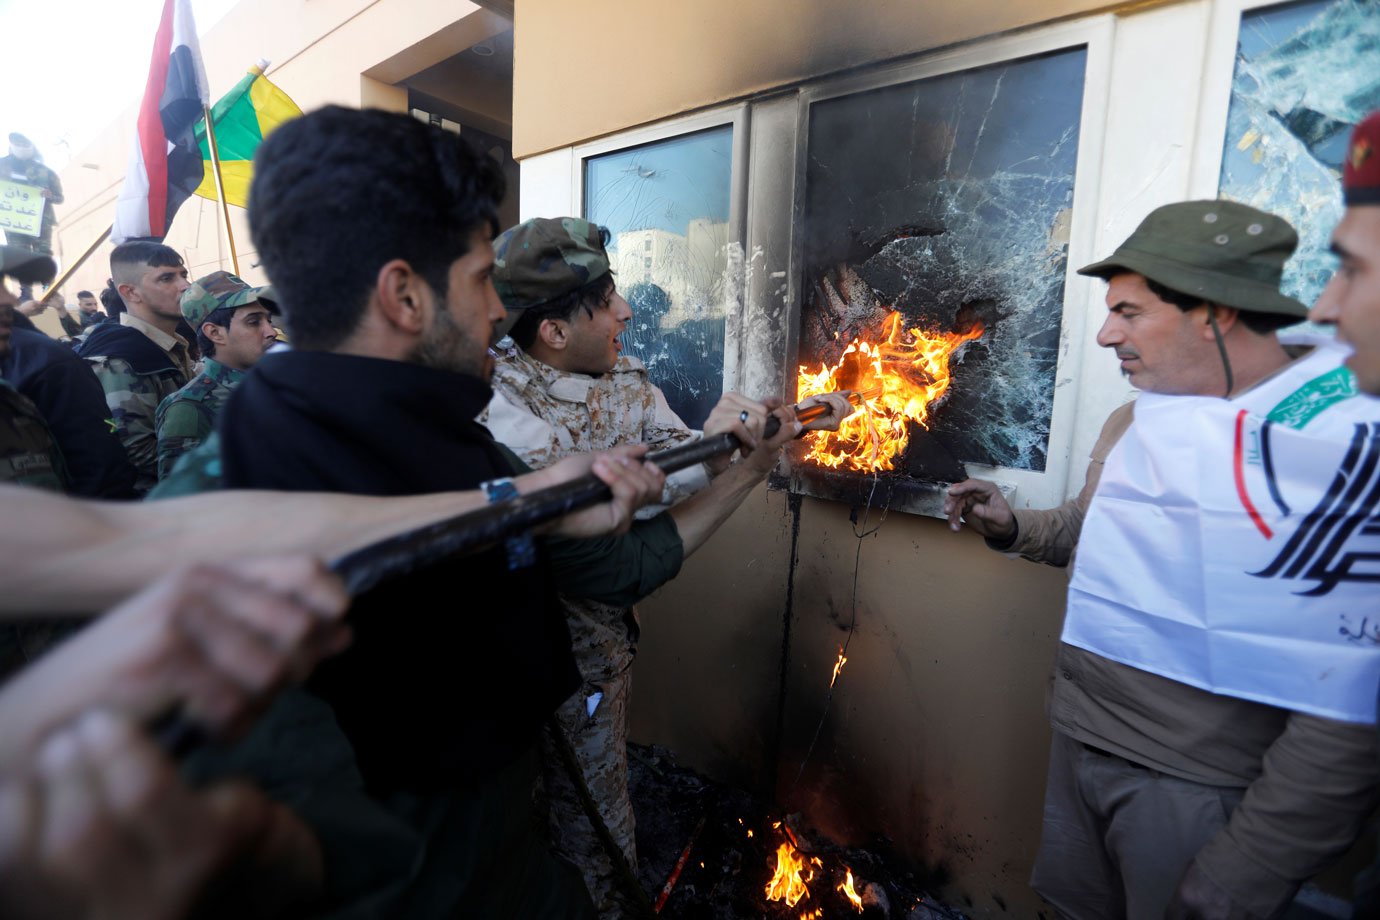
[945, 199, 1379, 920]
[1309, 108, 1380, 920]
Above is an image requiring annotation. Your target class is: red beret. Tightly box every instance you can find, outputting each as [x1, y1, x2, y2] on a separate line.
[1344, 110, 1380, 206]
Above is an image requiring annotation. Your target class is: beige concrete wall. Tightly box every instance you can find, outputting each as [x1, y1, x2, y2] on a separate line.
[53, 0, 496, 295]
[515, 2, 1181, 916]
[631, 487, 1069, 916]
[511, 0, 1160, 157]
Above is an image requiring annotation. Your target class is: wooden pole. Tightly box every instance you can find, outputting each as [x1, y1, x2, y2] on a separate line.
[39, 224, 113, 303]
[202, 104, 240, 275]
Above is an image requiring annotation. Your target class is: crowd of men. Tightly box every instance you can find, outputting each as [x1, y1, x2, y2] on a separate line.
[0, 98, 1375, 919]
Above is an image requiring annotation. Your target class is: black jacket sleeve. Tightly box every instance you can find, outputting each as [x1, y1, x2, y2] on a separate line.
[22, 352, 138, 498]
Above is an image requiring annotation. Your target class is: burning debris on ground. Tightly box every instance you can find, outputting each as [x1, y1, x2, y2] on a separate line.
[630, 743, 969, 919]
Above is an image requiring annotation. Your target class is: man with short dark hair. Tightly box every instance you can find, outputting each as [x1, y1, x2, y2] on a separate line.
[189, 104, 821, 917]
[75, 290, 105, 329]
[945, 200, 1379, 919]
[75, 241, 193, 493]
[155, 272, 277, 479]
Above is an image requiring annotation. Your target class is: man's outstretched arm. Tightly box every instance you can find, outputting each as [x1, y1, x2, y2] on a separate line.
[1, 443, 666, 616]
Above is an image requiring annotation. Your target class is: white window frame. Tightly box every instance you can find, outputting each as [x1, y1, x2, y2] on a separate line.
[1187, 0, 1327, 198]
[525, 4, 1324, 517]
[765, 16, 1116, 514]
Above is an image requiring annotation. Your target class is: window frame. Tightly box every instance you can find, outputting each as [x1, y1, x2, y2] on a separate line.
[1187, 0, 1326, 198]
[772, 16, 1116, 512]
[525, 12, 1226, 516]
[572, 106, 749, 402]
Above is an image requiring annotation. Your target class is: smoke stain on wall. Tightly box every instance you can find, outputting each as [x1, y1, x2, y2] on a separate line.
[770, 491, 806, 785]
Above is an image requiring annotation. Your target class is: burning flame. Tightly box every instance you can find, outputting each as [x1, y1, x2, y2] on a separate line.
[798, 311, 984, 471]
[830, 648, 847, 688]
[839, 867, 865, 912]
[765, 840, 815, 908]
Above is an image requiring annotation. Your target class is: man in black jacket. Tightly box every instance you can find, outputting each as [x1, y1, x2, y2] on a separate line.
[1, 319, 138, 498]
[202, 105, 817, 919]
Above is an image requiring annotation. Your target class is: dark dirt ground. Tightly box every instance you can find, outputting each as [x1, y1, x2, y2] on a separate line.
[629, 743, 969, 920]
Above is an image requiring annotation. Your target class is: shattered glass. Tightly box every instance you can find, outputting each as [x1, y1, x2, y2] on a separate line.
[584, 126, 734, 428]
[1218, 0, 1380, 306]
[800, 48, 1087, 473]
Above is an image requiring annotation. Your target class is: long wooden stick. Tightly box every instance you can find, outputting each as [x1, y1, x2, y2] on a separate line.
[202, 104, 240, 275]
[332, 399, 843, 596]
[40, 225, 112, 303]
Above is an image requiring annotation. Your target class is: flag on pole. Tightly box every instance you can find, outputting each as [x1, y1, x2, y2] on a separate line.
[112, 0, 210, 243]
[192, 62, 302, 208]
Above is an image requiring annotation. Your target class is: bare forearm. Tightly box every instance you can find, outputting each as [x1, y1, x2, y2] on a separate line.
[0, 486, 492, 614]
[667, 460, 767, 557]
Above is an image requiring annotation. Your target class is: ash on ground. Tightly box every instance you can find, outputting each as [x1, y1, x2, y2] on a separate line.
[630, 743, 968, 919]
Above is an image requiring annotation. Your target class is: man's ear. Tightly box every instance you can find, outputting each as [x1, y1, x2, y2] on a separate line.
[537, 317, 569, 352]
[201, 320, 229, 347]
[1201, 304, 1240, 337]
[374, 259, 431, 335]
[116, 281, 138, 304]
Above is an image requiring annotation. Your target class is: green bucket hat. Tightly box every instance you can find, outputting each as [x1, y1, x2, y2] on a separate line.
[0, 245, 56, 285]
[491, 217, 611, 337]
[180, 270, 277, 328]
[1078, 200, 1308, 318]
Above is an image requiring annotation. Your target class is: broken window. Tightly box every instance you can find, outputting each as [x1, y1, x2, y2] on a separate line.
[583, 125, 735, 428]
[1218, 0, 1380, 305]
[799, 47, 1087, 474]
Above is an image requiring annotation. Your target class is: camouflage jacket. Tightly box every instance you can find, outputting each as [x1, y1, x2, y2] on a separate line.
[75, 315, 191, 494]
[155, 358, 244, 481]
[481, 347, 708, 504]
[480, 347, 708, 682]
[0, 378, 66, 491]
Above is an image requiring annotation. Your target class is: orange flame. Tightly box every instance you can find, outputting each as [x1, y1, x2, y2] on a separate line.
[798, 311, 984, 471]
[839, 867, 865, 911]
[830, 648, 847, 688]
[765, 840, 815, 908]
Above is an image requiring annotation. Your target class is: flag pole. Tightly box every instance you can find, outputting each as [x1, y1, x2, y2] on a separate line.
[202, 104, 240, 275]
[39, 225, 113, 304]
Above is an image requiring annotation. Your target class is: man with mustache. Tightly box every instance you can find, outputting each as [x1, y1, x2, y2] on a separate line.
[945, 199, 1378, 919]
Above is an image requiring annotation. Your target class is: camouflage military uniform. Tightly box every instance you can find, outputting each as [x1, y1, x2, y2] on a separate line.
[0, 378, 65, 491]
[76, 314, 191, 494]
[481, 345, 707, 919]
[155, 358, 244, 480]
[0, 378, 70, 680]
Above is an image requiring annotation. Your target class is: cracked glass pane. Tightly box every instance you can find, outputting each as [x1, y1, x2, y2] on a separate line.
[800, 48, 1087, 474]
[584, 125, 734, 429]
[1218, 0, 1380, 306]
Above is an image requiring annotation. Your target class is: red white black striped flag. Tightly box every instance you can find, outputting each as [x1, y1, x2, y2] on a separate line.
[112, 0, 210, 243]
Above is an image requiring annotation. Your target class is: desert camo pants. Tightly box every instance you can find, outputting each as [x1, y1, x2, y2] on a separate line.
[542, 669, 635, 919]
